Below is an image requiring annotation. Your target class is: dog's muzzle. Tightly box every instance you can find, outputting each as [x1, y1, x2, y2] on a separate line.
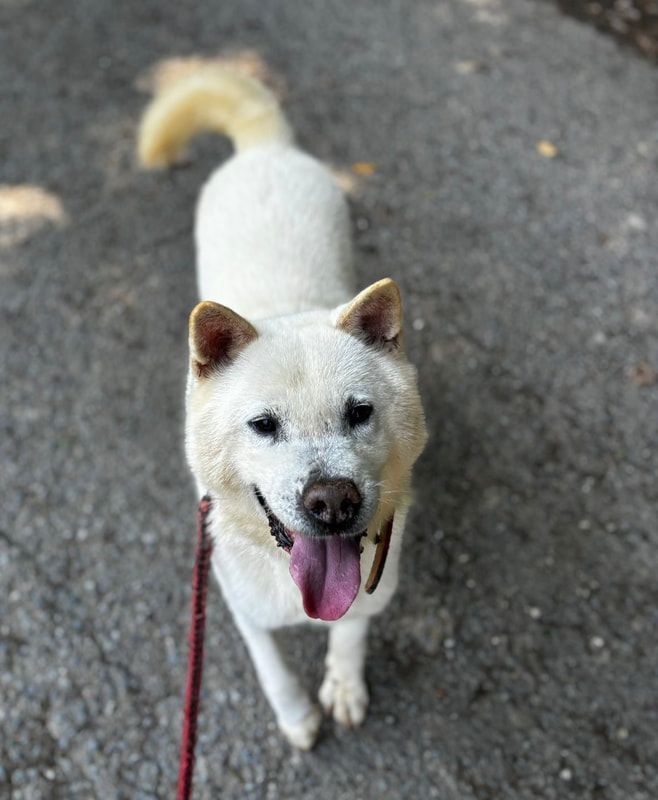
[253, 486, 394, 600]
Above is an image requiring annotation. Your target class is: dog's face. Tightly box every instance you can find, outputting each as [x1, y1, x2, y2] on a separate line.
[185, 279, 427, 620]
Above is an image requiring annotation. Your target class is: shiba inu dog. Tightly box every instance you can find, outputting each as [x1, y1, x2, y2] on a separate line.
[138, 65, 427, 749]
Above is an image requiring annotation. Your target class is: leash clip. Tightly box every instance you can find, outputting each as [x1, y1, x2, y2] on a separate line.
[364, 515, 394, 594]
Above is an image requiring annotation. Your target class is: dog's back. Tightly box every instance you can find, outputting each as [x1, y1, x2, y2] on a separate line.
[138, 66, 355, 319]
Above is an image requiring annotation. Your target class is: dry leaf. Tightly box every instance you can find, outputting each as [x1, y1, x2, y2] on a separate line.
[454, 60, 484, 74]
[0, 185, 66, 223]
[351, 162, 376, 176]
[629, 361, 657, 387]
[536, 140, 558, 158]
[329, 168, 358, 195]
[0, 185, 67, 248]
[137, 51, 285, 96]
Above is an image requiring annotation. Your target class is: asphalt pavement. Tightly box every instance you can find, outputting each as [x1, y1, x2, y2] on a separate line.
[1, 1, 657, 798]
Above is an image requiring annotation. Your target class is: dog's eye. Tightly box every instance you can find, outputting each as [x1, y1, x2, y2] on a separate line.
[347, 402, 373, 427]
[249, 415, 278, 436]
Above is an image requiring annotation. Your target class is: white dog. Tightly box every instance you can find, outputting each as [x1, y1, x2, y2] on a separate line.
[138, 66, 427, 749]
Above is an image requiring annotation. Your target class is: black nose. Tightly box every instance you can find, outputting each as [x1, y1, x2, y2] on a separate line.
[302, 478, 362, 530]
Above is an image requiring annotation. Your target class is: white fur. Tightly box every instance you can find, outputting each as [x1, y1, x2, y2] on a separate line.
[196, 145, 355, 319]
[139, 68, 427, 748]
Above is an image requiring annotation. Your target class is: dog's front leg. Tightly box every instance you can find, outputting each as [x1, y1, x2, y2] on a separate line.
[319, 617, 369, 727]
[234, 615, 321, 749]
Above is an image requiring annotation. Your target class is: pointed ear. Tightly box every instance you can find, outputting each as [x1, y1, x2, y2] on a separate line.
[336, 278, 402, 350]
[189, 301, 258, 378]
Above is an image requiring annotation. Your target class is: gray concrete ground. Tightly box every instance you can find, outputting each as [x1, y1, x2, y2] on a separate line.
[1, 1, 657, 798]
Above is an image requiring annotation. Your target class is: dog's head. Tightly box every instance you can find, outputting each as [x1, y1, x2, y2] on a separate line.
[185, 279, 427, 620]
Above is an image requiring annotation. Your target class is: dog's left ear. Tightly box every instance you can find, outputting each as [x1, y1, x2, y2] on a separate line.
[189, 301, 258, 378]
[336, 278, 402, 350]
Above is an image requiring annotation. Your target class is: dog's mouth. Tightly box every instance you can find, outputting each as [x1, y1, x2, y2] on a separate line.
[254, 487, 365, 621]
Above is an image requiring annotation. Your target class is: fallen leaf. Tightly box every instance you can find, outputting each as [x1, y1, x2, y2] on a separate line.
[0, 185, 68, 248]
[351, 162, 376, 176]
[0, 185, 66, 223]
[328, 168, 358, 195]
[136, 51, 285, 96]
[536, 139, 558, 158]
[454, 59, 484, 74]
[629, 361, 657, 387]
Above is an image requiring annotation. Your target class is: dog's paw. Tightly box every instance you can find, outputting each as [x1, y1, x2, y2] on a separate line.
[319, 672, 369, 728]
[279, 704, 322, 750]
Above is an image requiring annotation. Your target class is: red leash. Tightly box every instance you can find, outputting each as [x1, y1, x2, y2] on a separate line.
[176, 495, 213, 800]
[175, 495, 392, 798]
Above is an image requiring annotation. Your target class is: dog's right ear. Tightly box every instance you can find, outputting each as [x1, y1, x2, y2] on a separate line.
[189, 301, 258, 378]
[336, 278, 402, 351]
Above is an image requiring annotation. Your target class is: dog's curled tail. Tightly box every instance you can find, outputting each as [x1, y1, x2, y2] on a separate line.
[138, 66, 293, 168]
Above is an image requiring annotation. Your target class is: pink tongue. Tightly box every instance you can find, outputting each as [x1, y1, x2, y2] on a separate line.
[289, 534, 361, 621]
